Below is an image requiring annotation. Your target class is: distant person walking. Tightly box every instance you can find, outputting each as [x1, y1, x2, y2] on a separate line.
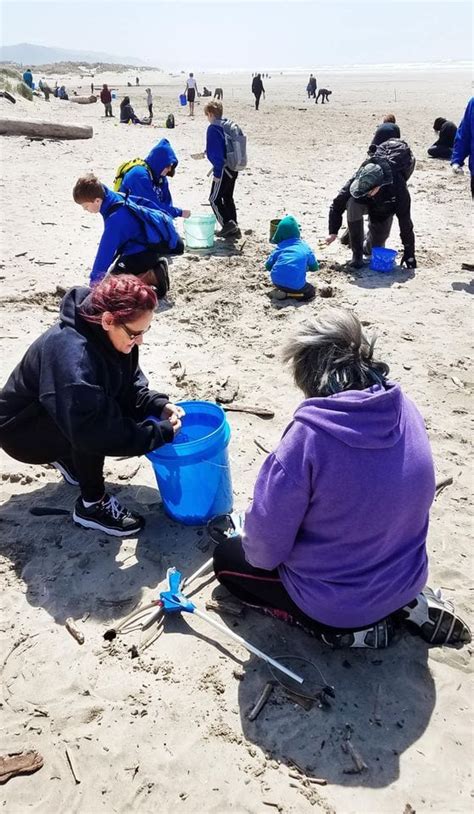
[252, 73, 265, 110]
[370, 114, 401, 150]
[307, 74, 317, 99]
[451, 97, 474, 197]
[136, 76, 140, 86]
[427, 117, 457, 160]
[100, 84, 113, 117]
[146, 88, 153, 119]
[185, 73, 198, 117]
[22, 68, 33, 89]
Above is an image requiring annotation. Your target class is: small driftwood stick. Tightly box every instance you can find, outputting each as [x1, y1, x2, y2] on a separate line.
[435, 476, 454, 497]
[65, 618, 85, 645]
[205, 599, 243, 617]
[248, 681, 274, 721]
[222, 403, 275, 418]
[342, 739, 368, 773]
[65, 748, 81, 784]
[284, 690, 314, 711]
[373, 683, 382, 725]
[254, 436, 271, 454]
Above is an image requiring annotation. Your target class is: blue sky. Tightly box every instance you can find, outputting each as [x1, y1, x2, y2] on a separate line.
[1, 0, 472, 70]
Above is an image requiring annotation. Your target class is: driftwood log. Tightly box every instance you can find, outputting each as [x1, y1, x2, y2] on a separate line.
[0, 119, 93, 140]
[69, 95, 97, 104]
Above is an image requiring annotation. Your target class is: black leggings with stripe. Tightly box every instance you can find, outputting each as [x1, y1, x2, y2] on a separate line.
[209, 168, 238, 226]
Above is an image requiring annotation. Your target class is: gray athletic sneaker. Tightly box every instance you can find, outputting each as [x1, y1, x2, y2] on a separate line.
[320, 619, 394, 649]
[400, 587, 471, 646]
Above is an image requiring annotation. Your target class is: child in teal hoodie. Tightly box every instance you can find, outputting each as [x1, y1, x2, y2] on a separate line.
[265, 215, 319, 300]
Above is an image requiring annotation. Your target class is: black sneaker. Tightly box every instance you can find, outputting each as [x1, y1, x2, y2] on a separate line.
[215, 220, 241, 238]
[51, 459, 79, 486]
[400, 587, 471, 646]
[320, 619, 394, 649]
[73, 494, 145, 537]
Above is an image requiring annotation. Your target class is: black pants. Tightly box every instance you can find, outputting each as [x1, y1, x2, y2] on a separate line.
[2, 412, 105, 502]
[148, 103, 153, 118]
[428, 144, 452, 160]
[276, 281, 315, 301]
[209, 168, 238, 226]
[254, 92, 262, 110]
[213, 538, 376, 635]
[117, 242, 184, 276]
[471, 175, 474, 198]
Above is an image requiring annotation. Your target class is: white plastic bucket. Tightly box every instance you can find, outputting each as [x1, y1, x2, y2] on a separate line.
[184, 214, 216, 249]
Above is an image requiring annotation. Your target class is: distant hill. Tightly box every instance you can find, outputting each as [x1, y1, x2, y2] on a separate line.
[0, 42, 154, 68]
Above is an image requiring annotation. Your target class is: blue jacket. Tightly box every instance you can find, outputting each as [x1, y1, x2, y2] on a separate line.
[22, 70, 33, 88]
[206, 120, 226, 178]
[265, 238, 318, 290]
[452, 97, 474, 175]
[119, 139, 183, 218]
[90, 186, 177, 284]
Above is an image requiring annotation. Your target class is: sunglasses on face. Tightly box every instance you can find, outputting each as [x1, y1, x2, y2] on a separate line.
[119, 323, 151, 341]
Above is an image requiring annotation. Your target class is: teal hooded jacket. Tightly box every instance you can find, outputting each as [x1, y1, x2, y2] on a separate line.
[265, 215, 318, 290]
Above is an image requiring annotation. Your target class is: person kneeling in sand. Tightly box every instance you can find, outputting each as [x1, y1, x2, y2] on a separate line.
[0, 275, 184, 537]
[210, 309, 471, 649]
[265, 215, 318, 301]
[427, 117, 458, 160]
[73, 174, 184, 288]
[117, 139, 191, 220]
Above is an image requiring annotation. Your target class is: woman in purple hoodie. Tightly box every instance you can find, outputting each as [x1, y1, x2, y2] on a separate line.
[212, 309, 471, 649]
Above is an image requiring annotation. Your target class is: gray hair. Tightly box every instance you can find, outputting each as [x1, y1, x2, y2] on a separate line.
[282, 307, 389, 398]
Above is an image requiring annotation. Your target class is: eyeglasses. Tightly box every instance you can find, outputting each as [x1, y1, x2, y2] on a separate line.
[119, 323, 151, 341]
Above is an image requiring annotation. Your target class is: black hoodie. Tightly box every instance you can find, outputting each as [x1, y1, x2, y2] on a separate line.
[0, 287, 174, 456]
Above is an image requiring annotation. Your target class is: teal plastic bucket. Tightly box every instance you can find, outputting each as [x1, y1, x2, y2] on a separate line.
[146, 401, 233, 525]
[184, 214, 216, 249]
[370, 247, 397, 272]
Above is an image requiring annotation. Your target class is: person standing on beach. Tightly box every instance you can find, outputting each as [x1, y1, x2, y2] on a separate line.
[251, 73, 265, 110]
[307, 74, 317, 98]
[146, 88, 153, 119]
[451, 96, 474, 197]
[100, 84, 113, 117]
[185, 72, 198, 117]
[22, 68, 33, 89]
[204, 100, 241, 238]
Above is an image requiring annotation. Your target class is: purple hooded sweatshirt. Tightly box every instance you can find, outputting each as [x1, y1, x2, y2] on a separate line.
[242, 382, 435, 628]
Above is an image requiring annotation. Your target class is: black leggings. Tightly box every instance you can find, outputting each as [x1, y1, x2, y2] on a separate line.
[209, 168, 238, 226]
[428, 144, 453, 160]
[254, 92, 262, 110]
[213, 537, 375, 635]
[2, 412, 105, 502]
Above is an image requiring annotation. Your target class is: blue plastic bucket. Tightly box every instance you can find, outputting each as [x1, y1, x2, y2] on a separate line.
[370, 247, 397, 273]
[146, 401, 233, 525]
[179, 93, 187, 106]
[184, 214, 216, 249]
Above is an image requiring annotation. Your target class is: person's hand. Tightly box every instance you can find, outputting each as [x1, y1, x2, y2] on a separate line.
[168, 413, 182, 436]
[213, 176, 221, 183]
[182, 209, 191, 218]
[325, 234, 337, 245]
[161, 402, 186, 421]
[400, 253, 417, 269]
[451, 163, 464, 175]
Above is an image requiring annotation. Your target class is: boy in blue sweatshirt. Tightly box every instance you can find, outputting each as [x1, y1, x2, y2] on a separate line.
[73, 174, 184, 288]
[265, 215, 318, 301]
[118, 139, 191, 220]
[204, 100, 241, 238]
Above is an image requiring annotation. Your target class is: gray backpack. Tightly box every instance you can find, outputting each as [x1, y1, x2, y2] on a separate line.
[221, 118, 247, 171]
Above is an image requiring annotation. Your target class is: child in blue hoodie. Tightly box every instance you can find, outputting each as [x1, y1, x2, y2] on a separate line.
[265, 215, 319, 301]
[118, 139, 191, 220]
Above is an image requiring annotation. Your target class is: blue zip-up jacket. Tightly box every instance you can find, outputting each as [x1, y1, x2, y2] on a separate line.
[119, 139, 183, 218]
[90, 186, 177, 284]
[206, 120, 226, 178]
[452, 97, 474, 175]
[266, 238, 318, 290]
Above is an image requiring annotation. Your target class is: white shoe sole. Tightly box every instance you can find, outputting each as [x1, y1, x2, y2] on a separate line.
[72, 511, 143, 537]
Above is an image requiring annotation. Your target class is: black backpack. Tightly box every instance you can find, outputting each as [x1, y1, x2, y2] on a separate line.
[373, 139, 415, 180]
[166, 113, 175, 129]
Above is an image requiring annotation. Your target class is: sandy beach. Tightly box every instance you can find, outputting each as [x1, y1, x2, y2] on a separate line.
[0, 66, 473, 813]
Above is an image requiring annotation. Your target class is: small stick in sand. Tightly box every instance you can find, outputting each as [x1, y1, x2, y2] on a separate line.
[65, 618, 85, 645]
[222, 403, 275, 418]
[65, 748, 81, 784]
[248, 681, 274, 721]
[435, 476, 454, 497]
[342, 739, 368, 773]
[205, 599, 244, 617]
[373, 683, 382, 725]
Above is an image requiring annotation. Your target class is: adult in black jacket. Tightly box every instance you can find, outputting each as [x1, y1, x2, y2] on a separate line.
[251, 74, 265, 110]
[0, 275, 183, 537]
[326, 139, 416, 269]
[370, 113, 401, 151]
[427, 117, 457, 160]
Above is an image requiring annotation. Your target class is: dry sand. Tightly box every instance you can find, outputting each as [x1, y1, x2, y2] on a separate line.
[0, 67, 473, 813]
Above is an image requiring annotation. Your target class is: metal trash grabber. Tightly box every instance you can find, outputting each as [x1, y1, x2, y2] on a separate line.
[161, 567, 304, 685]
